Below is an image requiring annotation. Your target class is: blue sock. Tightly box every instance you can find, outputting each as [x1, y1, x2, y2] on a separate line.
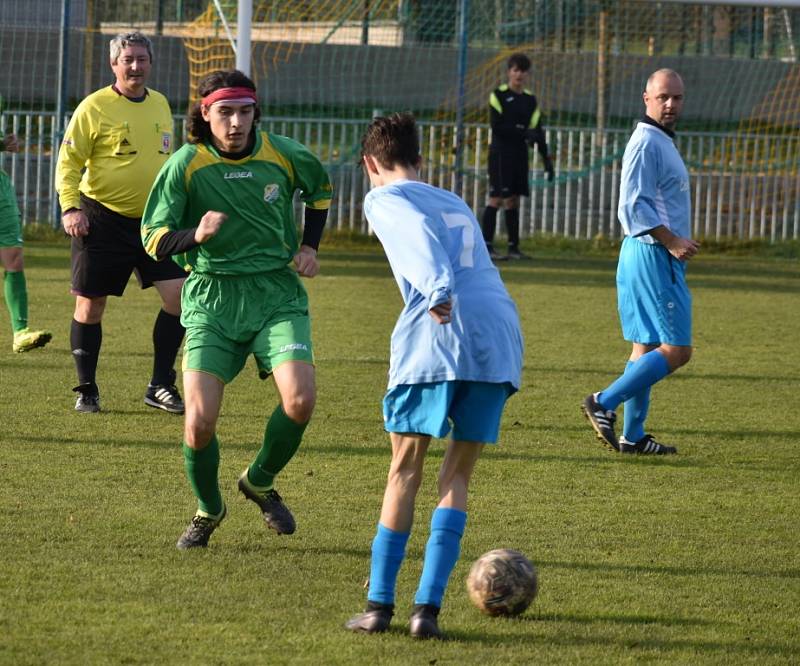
[598, 350, 670, 412]
[414, 508, 467, 608]
[622, 360, 650, 443]
[366, 523, 410, 606]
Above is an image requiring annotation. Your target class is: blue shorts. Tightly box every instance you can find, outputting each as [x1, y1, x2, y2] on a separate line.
[616, 236, 692, 346]
[382, 380, 514, 444]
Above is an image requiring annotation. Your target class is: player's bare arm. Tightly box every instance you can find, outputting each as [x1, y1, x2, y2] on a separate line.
[429, 300, 453, 325]
[62, 208, 90, 238]
[293, 245, 319, 278]
[194, 210, 227, 243]
[649, 225, 699, 260]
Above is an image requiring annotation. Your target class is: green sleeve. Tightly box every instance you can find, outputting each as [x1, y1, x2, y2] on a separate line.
[271, 134, 332, 210]
[294, 146, 332, 210]
[141, 144, 195, 269]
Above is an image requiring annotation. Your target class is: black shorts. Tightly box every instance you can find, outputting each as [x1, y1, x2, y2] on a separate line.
[71, 194, 187, 297]
[488, 149, 530, 198]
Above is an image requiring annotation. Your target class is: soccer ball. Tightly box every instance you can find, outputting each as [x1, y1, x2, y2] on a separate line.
[466, 548, 538, 616]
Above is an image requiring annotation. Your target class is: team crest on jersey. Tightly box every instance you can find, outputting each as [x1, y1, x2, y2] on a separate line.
[160, 133, 171, 154]
[263, 183, 280, 203]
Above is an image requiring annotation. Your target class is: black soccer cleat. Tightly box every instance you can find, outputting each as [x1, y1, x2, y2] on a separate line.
[176, 506, 226, 550]
[620, 434, 677, 455]
[581, 393, 619, 451]
[144, 372, 185, 414]
[409, 604, 442, 640]
[506, 247, 531, 260]
[344, 601, 394, 634]
[237, 470, 296, 535]
[73, 383, 101, 413]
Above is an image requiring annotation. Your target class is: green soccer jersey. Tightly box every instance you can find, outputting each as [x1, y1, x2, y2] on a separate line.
[142, 130, 331, 275]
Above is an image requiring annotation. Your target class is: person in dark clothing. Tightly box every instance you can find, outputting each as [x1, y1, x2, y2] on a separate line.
[482, 53, 554, 260]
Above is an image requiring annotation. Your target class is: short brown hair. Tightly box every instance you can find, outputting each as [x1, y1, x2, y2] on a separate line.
[360, 112, 420, 169]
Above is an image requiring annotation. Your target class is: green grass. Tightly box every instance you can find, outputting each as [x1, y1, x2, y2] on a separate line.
[1, 241, 798, 665]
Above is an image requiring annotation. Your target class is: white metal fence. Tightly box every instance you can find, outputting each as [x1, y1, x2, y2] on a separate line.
[2, 112, 798, 241]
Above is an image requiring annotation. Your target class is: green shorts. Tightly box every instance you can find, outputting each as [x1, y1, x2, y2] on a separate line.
[0, 170, 22, 248]
[181, 268, 314, 384]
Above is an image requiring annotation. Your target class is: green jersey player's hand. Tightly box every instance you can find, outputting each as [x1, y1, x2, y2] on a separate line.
[294, 245, 319, 278]
[195, 210, 227, 243]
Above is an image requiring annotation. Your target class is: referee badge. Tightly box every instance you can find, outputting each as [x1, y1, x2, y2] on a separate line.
[160, 133, 172, 154]
[263, 184, 280, 203]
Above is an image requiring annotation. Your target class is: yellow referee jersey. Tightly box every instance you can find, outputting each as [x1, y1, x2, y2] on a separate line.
[56, 86, 173, 218]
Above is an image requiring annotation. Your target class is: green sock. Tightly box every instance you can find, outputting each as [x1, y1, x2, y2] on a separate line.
[248, 404, 308, 488]
[4, 271, 28, 333]
[183, 436, 224, 517]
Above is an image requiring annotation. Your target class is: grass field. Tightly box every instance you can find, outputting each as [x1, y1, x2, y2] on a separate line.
[1, 239, 798, 665]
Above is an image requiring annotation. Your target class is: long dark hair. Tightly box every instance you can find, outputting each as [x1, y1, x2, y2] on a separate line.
[186, 69, 261, 144]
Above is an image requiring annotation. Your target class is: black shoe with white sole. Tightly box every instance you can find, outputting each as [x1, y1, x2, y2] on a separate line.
[144, 380, 185, 414]
[581, 393, 619, 451]
[620, 434, 677, 455]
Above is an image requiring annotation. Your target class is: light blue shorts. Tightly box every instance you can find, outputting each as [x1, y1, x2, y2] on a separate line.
[616, 236, 692, 346]
[382, 380, 514, 444]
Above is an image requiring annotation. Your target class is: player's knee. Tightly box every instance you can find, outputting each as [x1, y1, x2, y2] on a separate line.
[663, 345, 692, 371]
[184, 414, 216, 448]
[282, 391, 315, 424]
[0, 248, 24, 271]
[675, 346, 692, 368]
[74, 296, 106, 324]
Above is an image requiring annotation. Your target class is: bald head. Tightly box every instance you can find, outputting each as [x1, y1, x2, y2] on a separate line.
[643, 69, 685, 130]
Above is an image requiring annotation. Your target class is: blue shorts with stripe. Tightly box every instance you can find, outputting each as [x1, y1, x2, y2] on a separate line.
[382, 380, 514, 444]
[616, 236, 692, 346]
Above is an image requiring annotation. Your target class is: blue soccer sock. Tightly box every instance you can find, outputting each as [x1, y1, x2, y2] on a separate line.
[414, 507, 467, 608]
[366, 523, 410, 606]
[598, 349, 669, 412]
[622, 360, 651, 443]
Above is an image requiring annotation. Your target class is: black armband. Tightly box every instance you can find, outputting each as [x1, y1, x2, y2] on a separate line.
[301, 207, 328, 251]
[155, 228, 200, 260]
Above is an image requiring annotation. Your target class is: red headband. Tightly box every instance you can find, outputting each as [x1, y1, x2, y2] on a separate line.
[201, 86, 257, 107]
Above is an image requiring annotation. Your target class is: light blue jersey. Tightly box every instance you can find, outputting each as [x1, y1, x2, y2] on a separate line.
[364, 179, 523, 390]
[616, 120, 693, 345]
[618, 121, 691, 243]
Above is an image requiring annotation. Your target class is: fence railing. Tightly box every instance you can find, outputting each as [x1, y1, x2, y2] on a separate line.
[2, 112, 798, 241]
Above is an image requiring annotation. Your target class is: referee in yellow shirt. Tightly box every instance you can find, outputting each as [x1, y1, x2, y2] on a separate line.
[56, 32, 187, 414]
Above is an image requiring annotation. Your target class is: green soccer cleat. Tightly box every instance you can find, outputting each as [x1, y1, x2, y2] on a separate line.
[12, 328, 52, 353]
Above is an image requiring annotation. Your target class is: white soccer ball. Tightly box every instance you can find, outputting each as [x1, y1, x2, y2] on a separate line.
[466, 548, 538, 616]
